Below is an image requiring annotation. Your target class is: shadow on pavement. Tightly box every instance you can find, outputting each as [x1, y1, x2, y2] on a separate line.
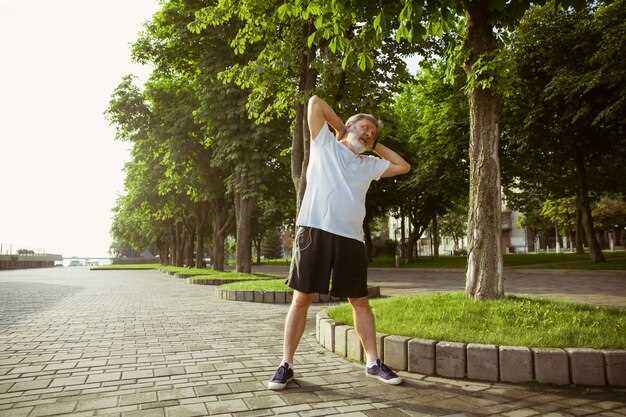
[0, 281, 81, 327]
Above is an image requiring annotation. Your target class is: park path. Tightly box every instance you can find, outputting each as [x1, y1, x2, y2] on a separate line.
[0, 267, 624, 417]
[253, 265, 626, 308]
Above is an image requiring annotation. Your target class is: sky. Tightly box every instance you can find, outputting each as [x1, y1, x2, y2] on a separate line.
[0, 0, 158, 258]
[0, 1, 420, 259]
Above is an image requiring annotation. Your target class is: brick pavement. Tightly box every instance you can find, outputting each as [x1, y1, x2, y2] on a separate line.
[0, 267, 624, 417]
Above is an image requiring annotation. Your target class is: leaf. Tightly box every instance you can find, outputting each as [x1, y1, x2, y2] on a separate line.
[358, 53, 367, 71]
[277, 3, 289, 19]
[329, 36, 337, 53]
[307, 31, 317, 48]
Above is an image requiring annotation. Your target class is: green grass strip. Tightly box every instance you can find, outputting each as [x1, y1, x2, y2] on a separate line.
[368, 252, 626, 270]
[91, 263, 160, 270]
[328, 291, 626, 349]
[221, 279, 291, 292]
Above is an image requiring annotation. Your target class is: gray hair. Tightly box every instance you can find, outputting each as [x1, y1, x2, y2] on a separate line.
[346, 113, 383, 136]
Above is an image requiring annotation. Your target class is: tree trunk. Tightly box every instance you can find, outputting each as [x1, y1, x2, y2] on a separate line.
[194, 209, 205, 268]
[463, 0, 504, 300]
[575, 205, 585, 254]
[292, 23, 318, 215]
[432, 214, 439, 258]
[255, 238, 262, 265]
[234, 189, 255, 273]
[400, 211, 406, 259]
[574, 150, 605, 262]
[175, 221, 184, 267]
[212, 199, 231, 271]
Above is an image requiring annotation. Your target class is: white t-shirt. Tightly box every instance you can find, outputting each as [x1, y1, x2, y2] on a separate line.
[296, 123, 391, 242]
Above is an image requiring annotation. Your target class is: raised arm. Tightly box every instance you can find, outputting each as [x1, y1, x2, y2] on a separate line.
[374, 143, 411, 178]
[307, 95, 345, 140]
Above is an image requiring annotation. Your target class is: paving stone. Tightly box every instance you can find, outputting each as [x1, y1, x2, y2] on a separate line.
[533, 348, 570, 385]
[602, 350, 626, 387]
[87, 372, 121, 383]
[262, 292, 274, 304]
[275, 292, 286, 304]
[376, 333, 387, 362]
[319, 319, 336, 352]
[566, 348, 605, 386]
[157, 388, 196, 401]
[76, 396, 119, 411]
[9, 379, 51, 392]
[346, 329, 364, 363]
[122, 370, 155, 380]
[334, 325, 351, 358]
[30, 400, 77, 416]
[164, 403, 208, 417]
[243, 395, 286, 409]
[205, 398, 248, 414]
[383, 336, 410, 371]
[467, 343, 498, 382]
[50, 375, 87, 387]
[407, 338, 436, 375]
[436, 341, 466, 378]
[154, 367, 186, 377]
[195, 384, 232, 397]
[499, 346, 533, 383]
[315, 311, 329, 343]
[124, 409, 165, 417]
[119, 392, 158, 406]
[0, 407, 33, 417]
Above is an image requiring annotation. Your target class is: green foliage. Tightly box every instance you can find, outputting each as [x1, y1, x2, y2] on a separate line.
[389, 59, 469, 233]
[502, 1, 626, 210]
[329, 291, 626, 348]
[541, 197, 577, 231]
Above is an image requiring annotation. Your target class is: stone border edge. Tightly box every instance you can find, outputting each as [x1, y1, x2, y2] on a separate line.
[216, 286, 381, 305]
[314, 308, 626, 388]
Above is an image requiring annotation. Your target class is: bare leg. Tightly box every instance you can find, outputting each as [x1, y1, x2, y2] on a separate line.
[282, 290, 314, 364]
[348, 296, 378, 363]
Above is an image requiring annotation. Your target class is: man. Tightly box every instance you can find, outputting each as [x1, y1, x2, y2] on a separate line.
[268, 95, 411, 390]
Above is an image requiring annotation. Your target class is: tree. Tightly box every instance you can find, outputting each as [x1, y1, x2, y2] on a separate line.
[502, 1, 626, 263]
[390, 59, 469, 262]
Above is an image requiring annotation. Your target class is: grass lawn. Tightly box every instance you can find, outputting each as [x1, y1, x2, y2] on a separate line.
[368, 251, 626, 270]
[328, 291, 626, 349]
[221, 279, 291, 292]
[188, 272, 281, 284]
[259, 258, 291, 266]
[91, 263, 160, 270]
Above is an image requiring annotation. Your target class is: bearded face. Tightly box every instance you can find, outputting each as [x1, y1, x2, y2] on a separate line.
[346, 129, 367, 154]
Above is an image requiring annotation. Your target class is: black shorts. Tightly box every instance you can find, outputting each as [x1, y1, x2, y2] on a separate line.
[287, 226, 368, 298]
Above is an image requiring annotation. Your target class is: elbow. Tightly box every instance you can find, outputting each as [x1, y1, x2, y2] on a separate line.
[401, 163, 411, 174]
[309, 95, 320, 106]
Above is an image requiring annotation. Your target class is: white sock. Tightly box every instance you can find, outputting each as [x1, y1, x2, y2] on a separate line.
[366, 359, 378, 368]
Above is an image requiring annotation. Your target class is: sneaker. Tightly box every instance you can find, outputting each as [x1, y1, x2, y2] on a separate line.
[267, 363, 294, 390]
[366, 359, 403, 385]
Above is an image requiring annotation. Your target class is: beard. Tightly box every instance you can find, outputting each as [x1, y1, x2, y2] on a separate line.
[346, 130, 366, 154]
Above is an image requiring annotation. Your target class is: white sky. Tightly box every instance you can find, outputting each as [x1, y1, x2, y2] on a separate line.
[0, 1, 419, 259]
[0, 0, 158, 258]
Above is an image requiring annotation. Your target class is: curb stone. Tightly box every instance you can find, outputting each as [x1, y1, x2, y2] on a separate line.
[315, 308, 626, 388]
[216, 286, 381, 304]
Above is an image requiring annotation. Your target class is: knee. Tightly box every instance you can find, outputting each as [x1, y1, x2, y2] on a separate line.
[348, 296, 370, 311]
[291, 291, 314, 309]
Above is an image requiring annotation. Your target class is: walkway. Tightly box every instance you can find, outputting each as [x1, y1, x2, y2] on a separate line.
[0, 267, 624, 417]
